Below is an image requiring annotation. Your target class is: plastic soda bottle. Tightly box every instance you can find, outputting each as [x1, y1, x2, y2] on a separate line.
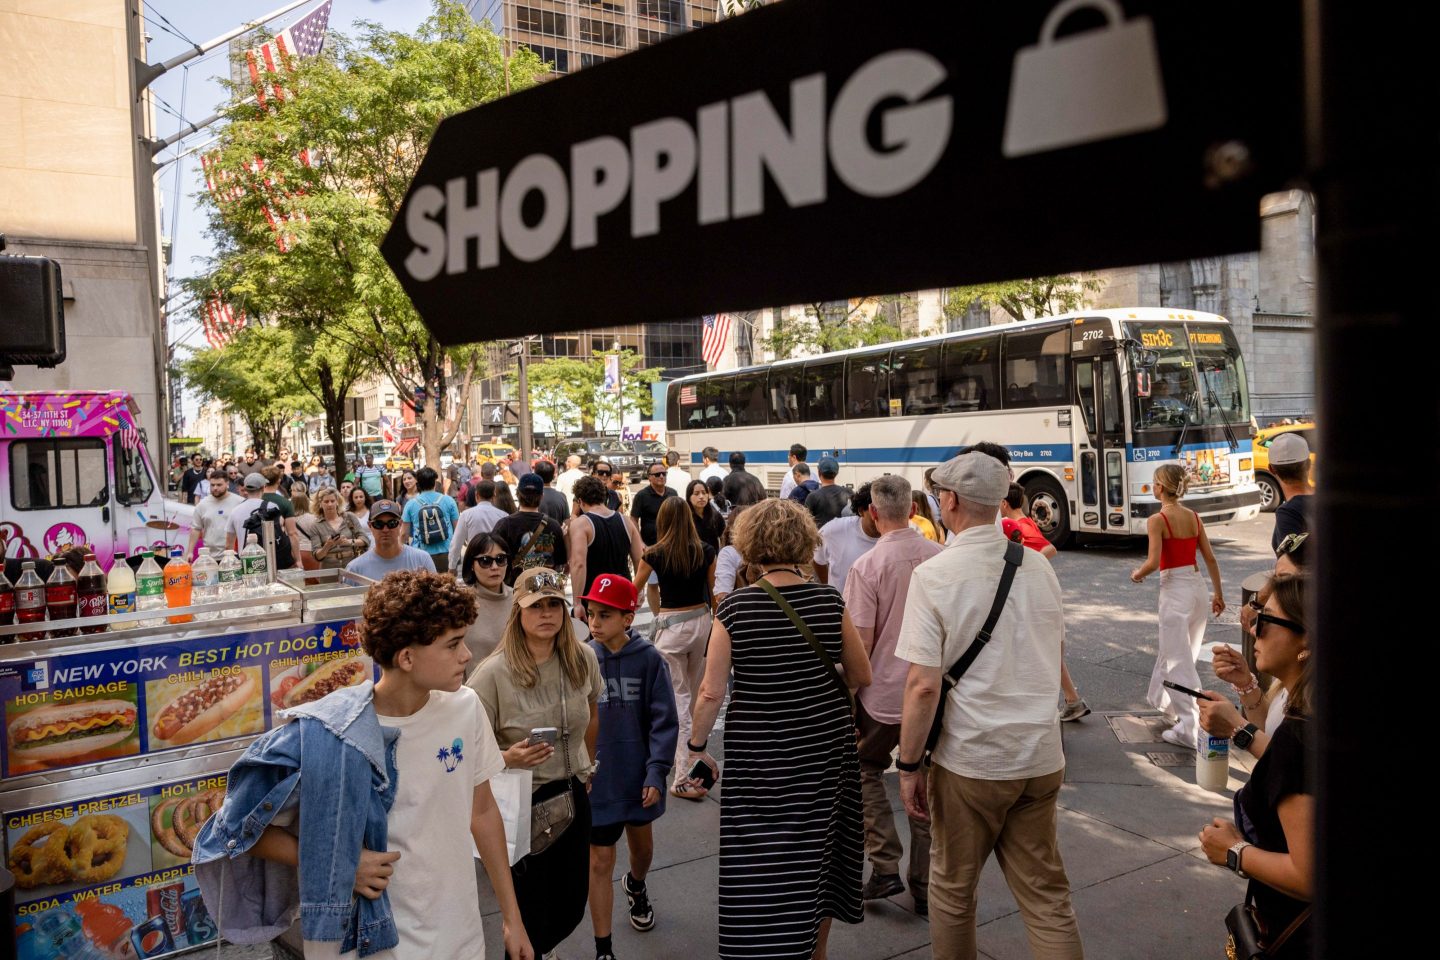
[218, 550, 243, 618]
[191, 551, 220, 621]
[76, 553, 108, 635]
[135, 551, 167, 628]
[240, 533, 268, 598]
[0, 568, 14, 628]
[15, 563, 48, 641]
[45, 563, 79, 638]
[107, 551, 137, 630]
[164, 546, 194, 624]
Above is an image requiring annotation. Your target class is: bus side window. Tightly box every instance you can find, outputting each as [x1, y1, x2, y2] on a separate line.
[941, 337, 999, 412]
[891, 344, 941, 416]
[802, 361, 844, 423]
[768, 370, 800, 424]
[1002, 327, 1071, 409]
[845, 349, 890, 419]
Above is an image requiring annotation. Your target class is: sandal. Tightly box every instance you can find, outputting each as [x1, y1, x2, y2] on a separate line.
[670, 776, 708, 801]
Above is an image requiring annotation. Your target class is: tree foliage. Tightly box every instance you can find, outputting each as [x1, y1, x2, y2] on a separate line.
[179, 326, 317, 456]
[514, 350, 663, 435]
[944, 275, 1103, 325]
[192, 1, 546, 470]
[761, 296, 907, 361]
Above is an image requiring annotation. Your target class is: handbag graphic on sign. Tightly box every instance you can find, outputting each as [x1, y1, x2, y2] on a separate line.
[1002, 0, 1167, 157]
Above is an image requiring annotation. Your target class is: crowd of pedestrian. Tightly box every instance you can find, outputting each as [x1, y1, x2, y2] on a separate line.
[192, 432, 1313, 960]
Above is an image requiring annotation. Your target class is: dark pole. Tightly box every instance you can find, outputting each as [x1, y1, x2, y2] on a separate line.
[1309, 1, 1434, 954]
[517, 340, 533, 465]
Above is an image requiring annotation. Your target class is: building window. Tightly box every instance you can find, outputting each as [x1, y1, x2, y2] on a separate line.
[384, 393, 396, 406]
[578, 18, 625, 45]
[637, 28, 665, 45]
[580, 0, 626, 11]
[579, 52, 611, 69]
[521, 43, 569, 72]
[515, 6, 567, 38]
[637, 0, 681, 23]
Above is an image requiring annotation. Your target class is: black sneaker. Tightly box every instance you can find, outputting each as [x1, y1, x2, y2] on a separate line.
[624, 872, 655, 931]
[861, 872, 905, 900]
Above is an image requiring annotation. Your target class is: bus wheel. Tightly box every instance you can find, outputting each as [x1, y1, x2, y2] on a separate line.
[1256, 472, 1283, 513]
[1025, 476, 1073, 548]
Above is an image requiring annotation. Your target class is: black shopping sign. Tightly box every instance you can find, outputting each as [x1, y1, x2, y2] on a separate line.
[380, 0, 1303, 345]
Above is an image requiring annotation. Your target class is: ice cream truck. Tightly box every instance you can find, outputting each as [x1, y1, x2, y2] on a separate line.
[0, 390, 194, 567]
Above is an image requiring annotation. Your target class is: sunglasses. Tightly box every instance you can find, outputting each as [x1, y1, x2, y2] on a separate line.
[370, 517, 401, 530]
[1275, 532, 1309, 557]
[1254, 611, 1304, 637]
[473, 554, 509, 568]
[649, 472, 666, 478]
[594, 469, 613, 477]
[524, 570, 562, 591]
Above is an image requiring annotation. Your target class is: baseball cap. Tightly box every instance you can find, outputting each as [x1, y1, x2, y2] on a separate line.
[370, 498, 403, 519]
[1268, 432, 1311, 466]
[930, 451, 1010, 507]
[580, 573, 639, 612]
[242, 472, 266, 491]
[514, 567, 568, 608]
[817, 456, 839, 477]
[517, 473, 544, 494]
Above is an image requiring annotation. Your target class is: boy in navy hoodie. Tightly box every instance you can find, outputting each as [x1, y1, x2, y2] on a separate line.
[582, 574, 679, 960]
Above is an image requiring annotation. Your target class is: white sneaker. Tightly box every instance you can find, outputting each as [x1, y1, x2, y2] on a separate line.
[1160, 725, 1194, 750]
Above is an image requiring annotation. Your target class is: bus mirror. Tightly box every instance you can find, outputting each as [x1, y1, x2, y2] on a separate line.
[1136, 349, 1160, 368]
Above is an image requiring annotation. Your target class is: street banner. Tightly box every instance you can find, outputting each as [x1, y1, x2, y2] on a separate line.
[381, 0, 1303, 345]
[604, 354, 621, 394]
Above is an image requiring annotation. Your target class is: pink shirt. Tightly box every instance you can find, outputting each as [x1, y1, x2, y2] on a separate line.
[843, 527, 944, 724]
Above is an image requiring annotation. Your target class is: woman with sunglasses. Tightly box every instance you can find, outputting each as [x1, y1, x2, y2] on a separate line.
[460, 532, 513, 665]
[1199, 574, 1313, 959]
[1130, 463, 1226, 749]
[469, 567, 602, 959]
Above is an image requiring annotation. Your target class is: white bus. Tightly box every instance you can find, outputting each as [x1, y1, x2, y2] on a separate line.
[665, 308, 1261, 545]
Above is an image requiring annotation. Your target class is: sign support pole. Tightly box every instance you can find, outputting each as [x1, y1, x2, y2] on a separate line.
[516, 339, 533, 464]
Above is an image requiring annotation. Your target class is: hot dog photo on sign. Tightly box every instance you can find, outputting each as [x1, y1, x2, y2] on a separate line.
[5, 686, 141, 775]
[268, 654, 371, 712]
[143, 667, 264, 748]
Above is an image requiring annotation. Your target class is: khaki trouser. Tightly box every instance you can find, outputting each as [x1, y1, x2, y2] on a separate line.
[928, 765, 1083, 960]
[653, 608, 710, 771]
[856, 703, 931, 897]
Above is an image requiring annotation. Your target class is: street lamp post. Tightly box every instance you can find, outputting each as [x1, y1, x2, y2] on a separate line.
[514, 338, 533, 463]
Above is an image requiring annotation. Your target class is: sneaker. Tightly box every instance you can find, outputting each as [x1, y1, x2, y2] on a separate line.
[670, 776, 707, 802]
[624, 872, 655, 931]
[1059, 699, 1091, 722]
[1160, 725, 1194, 750]
[861, 872, 905, 900]
[913, 896, 928, 918]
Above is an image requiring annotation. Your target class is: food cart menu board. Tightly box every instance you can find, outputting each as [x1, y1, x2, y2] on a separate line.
[0, 619, 374, 780]
[5, 771, 226, 959]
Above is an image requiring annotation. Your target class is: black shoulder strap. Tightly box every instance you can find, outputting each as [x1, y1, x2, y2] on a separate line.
[945, 540, 1026, 684]
[757, 580, 854, 713]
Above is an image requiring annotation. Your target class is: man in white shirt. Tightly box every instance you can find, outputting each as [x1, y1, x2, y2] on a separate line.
[777, 443, 808, 500]
[663, 450, 691, 495]
[698, 446, 727, 484]
[225, 473, 270, 551]
[894, 452, 1083, 960]
[555, 454, 587, 510]
[189, 470, 244, 557]
[813, 482, 879, 595]
[448, 480, 511, 571]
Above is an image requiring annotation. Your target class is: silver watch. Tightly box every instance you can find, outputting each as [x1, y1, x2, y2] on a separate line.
[1227, 840, 1252, 878]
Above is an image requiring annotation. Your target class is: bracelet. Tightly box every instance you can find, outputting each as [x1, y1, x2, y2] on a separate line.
[894, 758, 922, 773]
[1233, 676, 1260, 698]
[686, 739, 707, 753]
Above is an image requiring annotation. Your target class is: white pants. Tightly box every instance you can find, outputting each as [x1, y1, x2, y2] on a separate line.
[653, 608, 711, 772]
[1146, 567, 1208, 741]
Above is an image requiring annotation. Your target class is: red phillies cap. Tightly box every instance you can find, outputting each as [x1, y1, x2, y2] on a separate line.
[579, 573, 639, 612]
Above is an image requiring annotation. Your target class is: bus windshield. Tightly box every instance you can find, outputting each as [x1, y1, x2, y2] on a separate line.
[1127, 323, 1249, 431]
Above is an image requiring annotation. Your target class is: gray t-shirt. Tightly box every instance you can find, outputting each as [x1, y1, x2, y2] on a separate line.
[345, 545, 437, 580]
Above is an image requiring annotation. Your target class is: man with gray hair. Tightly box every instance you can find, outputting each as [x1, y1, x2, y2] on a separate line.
[894, 452, 1082, 959]
[843, 474, 943, 916]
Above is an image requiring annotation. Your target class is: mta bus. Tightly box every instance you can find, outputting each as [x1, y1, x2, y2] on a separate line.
[664, 308, 1261, 545]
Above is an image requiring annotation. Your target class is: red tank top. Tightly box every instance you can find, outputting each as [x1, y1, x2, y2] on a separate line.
[1159, 510, 1199, 569]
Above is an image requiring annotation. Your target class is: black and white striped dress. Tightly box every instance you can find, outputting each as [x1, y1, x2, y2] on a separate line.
[716, 582, 864, 959]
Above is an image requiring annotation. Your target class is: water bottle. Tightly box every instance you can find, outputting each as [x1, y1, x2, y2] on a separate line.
[1196, 727, 1230, 792]
[107, 550, 137, 630]
[192, 551, 221, 621]
[135, 551, 167, 628]
[218, 549, 244, 618]
[239, 533, 269, 599]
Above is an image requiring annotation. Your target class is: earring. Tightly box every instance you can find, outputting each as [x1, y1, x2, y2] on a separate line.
[1297, 651, 1310, 661]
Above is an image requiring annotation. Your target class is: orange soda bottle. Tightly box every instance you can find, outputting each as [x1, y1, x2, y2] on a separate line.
[164, 546, 193, 624]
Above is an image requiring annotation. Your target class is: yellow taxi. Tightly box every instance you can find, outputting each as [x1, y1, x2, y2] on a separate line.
[384, 439, 417, 471]
[1252, 421, 1316, 512]
[473, 443, 518, 465]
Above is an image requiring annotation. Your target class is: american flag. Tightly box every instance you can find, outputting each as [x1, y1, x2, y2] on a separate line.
[247, 1, 332, 106]
[203, 295, 246, 348]
[701, 313, 731, 368]
[119, 422, 140, 451]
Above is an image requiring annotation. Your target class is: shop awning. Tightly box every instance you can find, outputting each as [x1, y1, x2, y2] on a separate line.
[393, 437, 419, 455]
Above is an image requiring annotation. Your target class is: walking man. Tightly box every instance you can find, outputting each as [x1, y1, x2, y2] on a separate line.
[401, 466, 460, 573]
[448, 480, 510, 571]
[806, 456, 850, 528]
[355, 453, 386, 499]
[1267, 432, 1313, 552]
[346, 499, 437, 578]
[630, 462, 677, 615]
[813, 483, 879, 595]
[721, 451, 766, 507]
[188, 469, 243, 557]
[568, 476, 644, 615]
[698, 446, 727, 484]
[663, 450, 691, 495]
[557, 454, 587, 510]
[843, 475, 942, 916]
[894, 452, 1083, 960]
[777, 443, 808, 499]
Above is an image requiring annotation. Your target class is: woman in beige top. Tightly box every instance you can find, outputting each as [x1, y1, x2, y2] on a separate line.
[468, 567, 601, 959]
[459, 531, 514, 666]
[301, 487, 367, 569]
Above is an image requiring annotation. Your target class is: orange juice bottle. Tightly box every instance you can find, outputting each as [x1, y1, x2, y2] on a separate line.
[164, 546, 193, 624]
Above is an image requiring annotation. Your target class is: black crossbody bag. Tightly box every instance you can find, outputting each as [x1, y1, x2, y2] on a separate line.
[757, 580, 854, 713]
[924, 540, 1025, 764]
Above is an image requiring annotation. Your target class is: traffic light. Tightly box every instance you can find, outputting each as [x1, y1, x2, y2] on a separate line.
[0, 235, 67, 380]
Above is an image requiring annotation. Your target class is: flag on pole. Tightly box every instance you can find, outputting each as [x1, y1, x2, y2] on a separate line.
[246, 1, 333, 107]
[202, 295, 246, 348]
[701, 313, 732, 368]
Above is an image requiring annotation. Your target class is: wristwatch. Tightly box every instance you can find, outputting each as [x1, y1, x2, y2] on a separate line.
[1227, 841, 1252, 878]
[1232, 723, 1259, 751]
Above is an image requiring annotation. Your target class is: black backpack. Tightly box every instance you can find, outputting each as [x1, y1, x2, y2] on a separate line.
[243, 501, 296, 569]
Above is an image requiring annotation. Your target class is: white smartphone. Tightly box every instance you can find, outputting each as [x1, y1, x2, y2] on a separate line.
[527, 727, 559, 747]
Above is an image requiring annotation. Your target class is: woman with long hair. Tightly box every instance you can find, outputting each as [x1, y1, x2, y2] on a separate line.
[634, 497, 716, 800]
[492, 475, 518, 515]
[468, 568, 601, 959]
[1130, 463, 1226, 747]
[346, 485, 374, 542]
[459, 532, 513, 665]
[288, 482, 310, 517]
[1199, 574, 1312, 959]
[705, 475, 730, 519]
[686, 479, 726, 552]
[301, 487, 367, 570]
[909, 490, 942, 543]
[396, 469, 419, 507]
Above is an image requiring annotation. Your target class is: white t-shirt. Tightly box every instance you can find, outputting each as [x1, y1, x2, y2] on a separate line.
[194, 492, 245, 553]
[555, 468, 587, 508]
[778, 464, 801, 499]
[226, 497, 266, 549]
[699, 463, 727, 484]
[813, 515, 878, 596]
[304, 687, 505, 960]
[665, 466, 692, 494]
[714, 544, 742, 597]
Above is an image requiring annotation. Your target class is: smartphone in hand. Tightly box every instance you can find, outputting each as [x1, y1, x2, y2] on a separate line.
[527, 727, 559, 748]
[688, 758, 716, 790]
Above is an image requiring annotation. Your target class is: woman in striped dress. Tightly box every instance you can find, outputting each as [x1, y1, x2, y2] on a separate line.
[687, 498, 871, 959]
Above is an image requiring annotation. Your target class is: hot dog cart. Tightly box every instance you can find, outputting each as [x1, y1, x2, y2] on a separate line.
[0, 570, 373, 960]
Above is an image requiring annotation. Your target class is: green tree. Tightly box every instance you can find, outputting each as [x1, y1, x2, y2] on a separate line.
[944, 275, 1103, 326]
[761, 296, 906, 360]
[514, 351, 662, 434]
[179, 325, 318, 456]
[196, 1, 545, 470]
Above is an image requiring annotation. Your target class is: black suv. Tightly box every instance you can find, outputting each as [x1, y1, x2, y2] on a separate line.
[551, 438, 652, 483]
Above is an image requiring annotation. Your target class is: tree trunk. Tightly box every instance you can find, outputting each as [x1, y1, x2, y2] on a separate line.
[314, 361, 350, 485]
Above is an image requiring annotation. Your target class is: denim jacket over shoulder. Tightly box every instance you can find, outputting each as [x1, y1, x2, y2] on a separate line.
[191, 681, 400, 956]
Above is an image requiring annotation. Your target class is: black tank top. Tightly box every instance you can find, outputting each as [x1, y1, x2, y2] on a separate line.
[583, 509, 631, 595]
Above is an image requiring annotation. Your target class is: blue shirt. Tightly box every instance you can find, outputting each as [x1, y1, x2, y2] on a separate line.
[346, 546, 437, 580]
[355, 465, 385, 497]
[401, 491, 460, 555]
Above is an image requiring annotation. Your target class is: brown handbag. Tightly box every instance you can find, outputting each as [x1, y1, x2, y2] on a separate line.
[528, 678, 576, 857]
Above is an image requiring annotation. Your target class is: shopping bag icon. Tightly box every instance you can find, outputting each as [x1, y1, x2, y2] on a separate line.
[1002, 0, 1167, 158]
